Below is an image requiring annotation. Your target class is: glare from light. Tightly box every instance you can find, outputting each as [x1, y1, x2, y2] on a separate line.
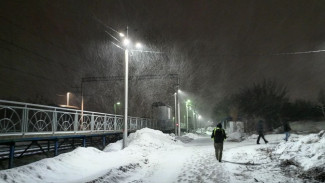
[116, 102, 121, 105]
[135, 42, 142, 49]
[119, 33, 125, 37]
[198, 115, 202, 119]
[177, 89, 181, 93]
[123, 38, 130, 46]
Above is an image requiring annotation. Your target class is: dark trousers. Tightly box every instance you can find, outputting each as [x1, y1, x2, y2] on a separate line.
[214, 143, 223, 162]
[257, 133, 268, 144]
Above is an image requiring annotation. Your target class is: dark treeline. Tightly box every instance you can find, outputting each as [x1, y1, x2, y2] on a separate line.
[212, 79, 325, 131]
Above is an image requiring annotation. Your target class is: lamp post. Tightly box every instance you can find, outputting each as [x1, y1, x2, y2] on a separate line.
[123, 48, 129, 148]
[192, 110, 196, 131]
[118, 28, 143, 149]
[108, 26, 159, 148]
[66, 92, 70, 106]
[186, 99, 191, 133]
[178, 98, 181, 136]
[174, 92, 177, 135]
[114, 102, 120, 114]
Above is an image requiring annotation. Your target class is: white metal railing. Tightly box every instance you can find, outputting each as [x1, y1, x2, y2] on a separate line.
[0, 99, 155, 137]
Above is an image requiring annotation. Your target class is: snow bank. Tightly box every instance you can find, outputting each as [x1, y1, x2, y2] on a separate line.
[0, 128, 183, 183]
[273, 130, 325, 171]
[183, 132, 203, 139]
[104, 128, 181, 152]
[226, 132, 244, 142]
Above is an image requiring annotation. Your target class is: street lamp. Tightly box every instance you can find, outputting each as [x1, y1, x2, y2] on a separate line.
[192, 110, 196, 130]
[118, 28, 144, 148]
[186, 99, 191, 133]
[66, 92, 70, 106]
[108, 26, 161, 148]
[177, 89, 181, 136]
[114, 102, 120, 114]
[174, 92, 177, 135]
[173, 88, 182, 136]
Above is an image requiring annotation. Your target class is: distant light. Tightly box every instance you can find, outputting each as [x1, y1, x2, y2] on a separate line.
[135, 42, 142, 49]
[119, 33, 125, 37]
[177, 89, 181, 93]
[174, 92, 177, 95]
[117, 102, 121, 105]
[123, 38, 130, 46]
[198, 115, 202, 119]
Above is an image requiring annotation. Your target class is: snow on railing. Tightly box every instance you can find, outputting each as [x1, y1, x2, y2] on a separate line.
[0, 99, 155, 137]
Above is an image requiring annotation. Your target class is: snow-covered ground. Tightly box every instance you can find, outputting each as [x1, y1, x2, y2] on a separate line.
[0, 128, 324, 183]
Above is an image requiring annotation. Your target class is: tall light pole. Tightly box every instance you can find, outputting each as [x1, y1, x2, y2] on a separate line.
[114, 102, 120, 114]
[67, 92, 70, 106]
[174, 92, 177, 135]
[177, 99, 181, 136]
[192, 110, 196, 131]
[108, 26, 159, 148]
[123, 47, 129, 148]
[186, 99, 191, 133]
[118, 28, 143, 148]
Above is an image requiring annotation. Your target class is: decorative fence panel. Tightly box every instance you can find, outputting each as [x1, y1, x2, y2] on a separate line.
[0, 100, 155, 137]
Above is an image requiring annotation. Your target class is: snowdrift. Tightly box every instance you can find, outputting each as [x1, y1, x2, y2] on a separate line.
[104, 128, 182, 152]
[274, 130, 325, 170]
[0, 128, 182, 183]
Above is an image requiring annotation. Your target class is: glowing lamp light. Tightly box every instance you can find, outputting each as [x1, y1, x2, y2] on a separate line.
[119, 33, 125, 37]
[123, 38, 130, 46]
[135, 42, 142, 49]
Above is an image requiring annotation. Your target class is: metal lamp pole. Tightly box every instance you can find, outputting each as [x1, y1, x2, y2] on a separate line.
[108, 26, 159, 148]
[186, 104, 189, 133]
[123, 48, 129, 148]
[114, 102, 120, 114]
[178, 100, 181, 136]
[67, 92, 70, 106]
[174, 92, 177, 135]
[185, 100, 191, 133]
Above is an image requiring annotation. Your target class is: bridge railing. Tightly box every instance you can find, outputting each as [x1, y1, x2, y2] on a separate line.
[0, 100, 155, 137]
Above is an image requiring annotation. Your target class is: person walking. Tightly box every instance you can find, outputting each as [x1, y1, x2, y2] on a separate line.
[256, 120, 268, 144]
[211, 123, 227, 162]
[283, 121, 291, 141]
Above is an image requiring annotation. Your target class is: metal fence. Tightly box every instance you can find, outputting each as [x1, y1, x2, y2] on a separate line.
[0, 100, 155, 137]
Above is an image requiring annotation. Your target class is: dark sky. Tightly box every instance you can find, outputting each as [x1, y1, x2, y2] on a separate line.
[1, 0, 325, 119]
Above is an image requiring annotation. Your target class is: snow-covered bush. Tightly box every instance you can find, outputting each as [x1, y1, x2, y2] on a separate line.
[273, 130, 325, 181]
[226, 132, 244, 142]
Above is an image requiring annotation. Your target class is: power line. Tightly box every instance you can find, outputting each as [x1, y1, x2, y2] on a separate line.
[0, 38, 80, 74]
[0, 16, 94, 71]
[273, 49, 325, 55]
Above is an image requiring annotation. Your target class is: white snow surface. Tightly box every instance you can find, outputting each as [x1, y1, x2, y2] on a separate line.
[0, 128, 324, 183]
[183, 132, 203, 139]
[273, 130, 325, 170]
[226, 131, 243, 142]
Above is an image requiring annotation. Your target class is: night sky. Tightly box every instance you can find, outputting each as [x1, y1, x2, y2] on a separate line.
[1, 0, 325, 119]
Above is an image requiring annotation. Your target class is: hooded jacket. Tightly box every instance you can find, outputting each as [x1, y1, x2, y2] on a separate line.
[211, 125, 227, 143]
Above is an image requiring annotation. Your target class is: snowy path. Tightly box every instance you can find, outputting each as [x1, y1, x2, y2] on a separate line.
[116, 136, 304, 183]
[92, 137, 246, 183]
[173, 138, 230, 183]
